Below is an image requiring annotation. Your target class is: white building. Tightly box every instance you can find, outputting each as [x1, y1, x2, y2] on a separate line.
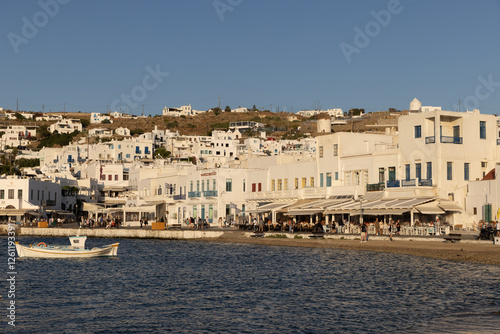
[48, 119, 82, 134]
[90, 113, 113, 124]
[115, 127, 131, 136]
[162, 105, 206, 117]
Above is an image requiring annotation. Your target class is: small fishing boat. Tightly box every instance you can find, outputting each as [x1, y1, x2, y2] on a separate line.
[15, 236, 119, 258]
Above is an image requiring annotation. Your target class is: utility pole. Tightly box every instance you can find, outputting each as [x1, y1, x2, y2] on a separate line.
[217, 97, 221, 110]
[142, 105, 144, 116]
[106, 105, 109, 114]
[42, 104, 44, 113]
[16, 98, 18, 111]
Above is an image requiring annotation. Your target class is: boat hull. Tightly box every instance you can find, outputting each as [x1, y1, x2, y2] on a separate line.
[15, 243, 119, 258]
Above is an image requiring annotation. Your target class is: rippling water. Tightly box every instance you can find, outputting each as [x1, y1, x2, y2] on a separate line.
[1, 236, 499, 333]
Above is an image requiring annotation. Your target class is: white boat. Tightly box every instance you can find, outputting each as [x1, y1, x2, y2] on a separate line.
[15, 236, 119, 258]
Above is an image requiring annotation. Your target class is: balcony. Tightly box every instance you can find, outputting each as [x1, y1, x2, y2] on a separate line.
[188, 191, 201, 198]
[367, 183, 385, 192]
[440, 136, 462, 144]
[419, 179, 433, 187]
[425, 136, 435, 144]
[203, 190, 218, 197]
[401, 179, 416, 187]
[386, 180, 400, 188]
[173, 194, 186, 201]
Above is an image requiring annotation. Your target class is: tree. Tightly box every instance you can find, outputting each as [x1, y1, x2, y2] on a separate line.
[155, 146, 171, 158]
[224, 105, 231, 112]
[212, 107, 221, 116]
[102, 119, 111, 124]
[252, 105, 258, 111]
[80, 119, 90, 128]
[14, 112, 26, 121]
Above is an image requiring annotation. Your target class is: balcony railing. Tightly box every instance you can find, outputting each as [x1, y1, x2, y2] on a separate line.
[419, 179, 433, 187]
[386, 180, 400, 188]
[440, 136, 462, 144]
[173, 194, 186, 200]
[188, 191, 201, 198]
[425, 136, 435, 144]
[367, 183, 385, 192]
[203, 190, 218, 197]
[401, 179, 416, 187]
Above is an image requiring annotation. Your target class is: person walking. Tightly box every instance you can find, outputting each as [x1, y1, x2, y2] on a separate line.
[389, 219, 394, 241]
[360, 222, 367, 242]
[375, 218, 381, 235]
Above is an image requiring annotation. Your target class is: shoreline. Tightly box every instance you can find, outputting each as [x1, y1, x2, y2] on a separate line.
[202, 235, 500, 266]
[3, 226, 499, 266]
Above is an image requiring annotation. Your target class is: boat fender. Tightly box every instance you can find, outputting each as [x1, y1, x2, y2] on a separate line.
[37, 242, 47, 247]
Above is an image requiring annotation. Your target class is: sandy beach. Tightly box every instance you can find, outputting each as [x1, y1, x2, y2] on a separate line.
[205, 232, 500, 266]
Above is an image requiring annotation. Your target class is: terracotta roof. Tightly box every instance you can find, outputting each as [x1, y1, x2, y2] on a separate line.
[482, 168, 495, 180]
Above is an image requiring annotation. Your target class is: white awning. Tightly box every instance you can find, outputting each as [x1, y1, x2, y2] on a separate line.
[437, 201, 463, 212]
[285, 209, 323, 216]
[0, 208, 37, 216]
[415, 203, 445, 215]
[258, 201, 295, 212]
[82, 202, 104, 212]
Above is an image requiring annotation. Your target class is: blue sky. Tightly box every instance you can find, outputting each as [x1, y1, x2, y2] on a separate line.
[1, 0, 499, 115]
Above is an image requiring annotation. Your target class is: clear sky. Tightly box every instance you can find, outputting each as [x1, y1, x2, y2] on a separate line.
[1, 0, 500, 115]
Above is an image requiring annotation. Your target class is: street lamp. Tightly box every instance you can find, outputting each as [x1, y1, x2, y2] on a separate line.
[359, 195, 364, 225]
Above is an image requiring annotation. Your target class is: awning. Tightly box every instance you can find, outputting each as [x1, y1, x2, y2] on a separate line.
[278, 198, 324, 212]
[415, 203, 445, 215]
[351, 209, 408, 215]
[0, 209, 37, 216]
[82, 202, 104, 212]
[258, 201, 295, 212]
[285, 209, 323, 216]
[437, 201, 462, 212]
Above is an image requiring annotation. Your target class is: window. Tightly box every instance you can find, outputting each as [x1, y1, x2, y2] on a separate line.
[226, 179, 232, 192]
[294, 178, 299, 189]
[284, 179, 288, 190]
[213, 179, 216, 191]
[145, 147, 150, 154]
[101, 175, 106, 181]
[135, 146, 140, 154]
[190, 181, 193, 192]
[427, 162, 432, 179]
[243, 179, 246, 192]
[115, 175, 118, 181]
[108, 175, 112, 181]
[258, 183, 262, 192]
[447, 162, 453, 180]
[354, 172, 360, 185]
[320, 173, 324, 187]
[481, 161, 487, 168]
[252, 183, 256, 192]
[480, 121, 486, 139]
[271, 180, 276, 191]
[333, 144, 338, 156]
[473, 207, 477, 215]
[326, 172, 332, 187]
[405, 164, 410, 181]
[379, 168, 385, 183]
[335, 172, 338, 180]
[196, 181, 200, 192]
[202, 180, 205, 192]
[388, 167, 396, 181]
[415, 163, 421, 180]
[18, 189, 22, 199]
[319, 146, 323, 158]
[464, 163, 470, 181]
[0, 190, 4, 199]
[310, 177, 314, 187]
[277, 179, 282, 191]
[301, 177, 306, 188]
[414, 125, 421, 138]
[8, 189, 14, 199]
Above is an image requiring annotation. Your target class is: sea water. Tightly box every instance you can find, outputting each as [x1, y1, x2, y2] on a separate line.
[1, 237, 499, 333]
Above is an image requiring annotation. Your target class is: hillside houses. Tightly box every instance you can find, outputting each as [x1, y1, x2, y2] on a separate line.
[3, 99, 500, 230]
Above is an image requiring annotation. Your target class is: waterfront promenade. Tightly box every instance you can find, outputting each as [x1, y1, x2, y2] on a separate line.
[2, 224, 499, 266]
